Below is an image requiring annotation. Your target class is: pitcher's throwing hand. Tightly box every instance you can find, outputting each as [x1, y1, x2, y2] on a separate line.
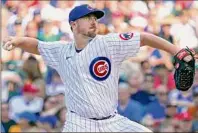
[3, 36, 16, 51]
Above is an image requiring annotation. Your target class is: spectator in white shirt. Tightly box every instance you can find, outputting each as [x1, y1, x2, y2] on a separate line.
[170, 10, 198, 49]
[9, 83, 43, 121]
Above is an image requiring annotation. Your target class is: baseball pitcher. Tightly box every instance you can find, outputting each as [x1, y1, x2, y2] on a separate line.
[3, 4, 198, 132]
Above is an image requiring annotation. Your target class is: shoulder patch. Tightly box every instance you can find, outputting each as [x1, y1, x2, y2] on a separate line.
[119, 33, 133, 40]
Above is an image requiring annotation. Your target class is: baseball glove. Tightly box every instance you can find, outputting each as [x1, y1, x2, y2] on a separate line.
[173, 47, 195, 91]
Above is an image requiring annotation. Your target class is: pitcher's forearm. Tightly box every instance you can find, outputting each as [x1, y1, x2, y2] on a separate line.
[14, 37, 40, 55]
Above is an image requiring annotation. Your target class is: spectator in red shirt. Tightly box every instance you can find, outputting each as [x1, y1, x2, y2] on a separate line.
[153, 65, 175, 91]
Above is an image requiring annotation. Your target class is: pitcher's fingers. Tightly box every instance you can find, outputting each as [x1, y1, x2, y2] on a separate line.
[7, 44, 15, 51]
[2, 38, 12, 48]
[2, 41, 9, 50]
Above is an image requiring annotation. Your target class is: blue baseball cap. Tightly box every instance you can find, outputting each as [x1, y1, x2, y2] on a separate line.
[69, 4, 104, 23]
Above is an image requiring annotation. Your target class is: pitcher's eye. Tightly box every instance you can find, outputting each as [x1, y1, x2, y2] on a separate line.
[89, 16, 97, 21]
[92, 16, 97, 21]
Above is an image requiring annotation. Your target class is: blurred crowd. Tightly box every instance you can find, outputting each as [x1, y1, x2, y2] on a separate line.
[1, 0, 198, 132]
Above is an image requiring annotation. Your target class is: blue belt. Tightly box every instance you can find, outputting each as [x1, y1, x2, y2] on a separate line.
[70, 111, 115, 120]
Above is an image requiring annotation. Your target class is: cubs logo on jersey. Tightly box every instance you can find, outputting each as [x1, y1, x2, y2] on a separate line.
[119, 33, 134, 40]
[89, 57, 111, 81]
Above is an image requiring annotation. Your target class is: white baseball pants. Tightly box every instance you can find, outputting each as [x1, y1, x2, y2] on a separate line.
[62, 111, 152, 132]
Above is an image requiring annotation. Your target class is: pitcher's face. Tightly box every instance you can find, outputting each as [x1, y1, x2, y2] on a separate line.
[72, 14, 99, 38]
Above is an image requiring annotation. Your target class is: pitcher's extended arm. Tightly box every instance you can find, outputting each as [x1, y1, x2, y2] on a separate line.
[3, 36, 39, 55]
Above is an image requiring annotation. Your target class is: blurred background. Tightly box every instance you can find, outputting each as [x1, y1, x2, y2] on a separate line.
[1, 0, 198, 132]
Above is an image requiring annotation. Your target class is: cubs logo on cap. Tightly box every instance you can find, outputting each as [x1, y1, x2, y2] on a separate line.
[87, 5, 94, 10]
[89, 57, 111, 81]
[69, 4, 104, 23]
[119, 32, 133, 40]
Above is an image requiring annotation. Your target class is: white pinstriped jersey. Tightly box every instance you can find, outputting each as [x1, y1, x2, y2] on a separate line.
[38, 32, 140, 118]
